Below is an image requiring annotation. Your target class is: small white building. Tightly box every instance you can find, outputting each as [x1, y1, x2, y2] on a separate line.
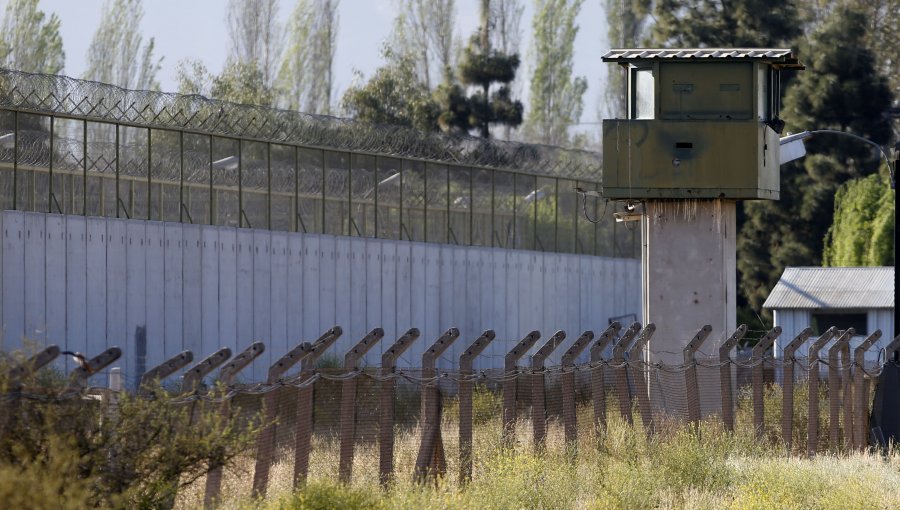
[763, 267, 894, 364]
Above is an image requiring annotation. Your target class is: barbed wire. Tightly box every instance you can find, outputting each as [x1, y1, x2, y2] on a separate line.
[5, 356, 893, 405]
[0, 67, 603, 180]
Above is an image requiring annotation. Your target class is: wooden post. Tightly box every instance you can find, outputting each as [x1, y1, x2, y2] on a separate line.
[337, 328, 385, 484]
[6, 345, 60, 390]
[751, 327, 782, 438]
[841, 340, 853, 450]
[560, 330, 595, 445]
[853, 331, 882, 450]
[781, 328, 812, 452]
[613, 323, 641, 424]
[807, 327, 837, 457]
[720, 325, 747, 432]
[294, 326, 343, 487]
[251, 341, 313, 499]
[379, 328, 420, 486]
[629, 324, 656, 432]
[182, 348, 231, 393]
[413, 328, 460, 483]
[458, 330, 496, 484]
[531, 330, 566, 449]
[204, 342, 264, 509]
[139, 351, 194, 394]
[64, 347, 123, 393]
[501, 331, 541, 443]
[828, 328, 854, 451]
[591, 323, 625, 435]
[684, 325, 712, 425]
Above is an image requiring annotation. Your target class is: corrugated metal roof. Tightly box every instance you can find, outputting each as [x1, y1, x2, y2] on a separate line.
[763, 267, 894, 309]
[602, 48, 804, 69]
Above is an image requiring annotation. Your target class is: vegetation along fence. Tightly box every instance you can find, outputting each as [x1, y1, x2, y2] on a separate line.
[3, 321, 897, 507]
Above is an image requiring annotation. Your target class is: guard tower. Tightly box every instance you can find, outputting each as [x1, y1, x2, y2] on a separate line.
[600, 49, 804, 363]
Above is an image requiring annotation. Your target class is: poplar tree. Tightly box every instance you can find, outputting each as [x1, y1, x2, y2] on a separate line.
[226, 0, 282, 90]
[602, 0, 651, 118]
[0, 0, 65, 75]
[278, 0, 339, 114]
[524, 0, 587, 146]
[84, 0, 160, 90]
[393, 0, 456, 88]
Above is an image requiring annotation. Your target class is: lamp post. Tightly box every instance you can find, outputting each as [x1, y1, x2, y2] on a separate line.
[780, 130, 898, 354]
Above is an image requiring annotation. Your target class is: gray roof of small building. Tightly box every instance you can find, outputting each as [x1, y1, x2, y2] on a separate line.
[602, 48, 804, 69]
[762, 267, 894, 310]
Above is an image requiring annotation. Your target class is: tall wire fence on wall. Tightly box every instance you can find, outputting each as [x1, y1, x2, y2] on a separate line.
[0, 68, 638, 257]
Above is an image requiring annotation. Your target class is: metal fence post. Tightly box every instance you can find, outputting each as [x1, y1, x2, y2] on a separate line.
[853, 331, 882, 450]
[251, 341, 313, 498]
[501, 331, 541, 444]
[720, 325, 747, 432]
[828, 328, 854, 451]
[414, 328, 460, 483]
[781, 328, 812, 452]
[379, 328, 420, 486]
[531, 330, 566, 449]
[629, 324, 656, 432]
[63, 347, 123, 394]
[296, 326, 343, 486]
[614, 323, 641, 424]
[337, 328, 384, 484]
[458, 330, 495, 484]
[204, 342, 264, 509]
[751, 327, 782, 438]
[591, 323, 625, 435]
[807, 327, 837, 457]
[684, 325, 712, 425]
[561, 330, 595, 445]
[138, 351, 194, 394]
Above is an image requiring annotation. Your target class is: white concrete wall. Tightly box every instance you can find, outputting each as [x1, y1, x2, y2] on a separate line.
[0, 211, 641, 385]
[773, 308, 894, 365]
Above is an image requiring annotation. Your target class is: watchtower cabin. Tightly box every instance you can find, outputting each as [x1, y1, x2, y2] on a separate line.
[601, 48, 804, 200]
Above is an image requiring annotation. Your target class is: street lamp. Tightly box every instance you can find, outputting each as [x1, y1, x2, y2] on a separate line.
[779, 129, 898, 355]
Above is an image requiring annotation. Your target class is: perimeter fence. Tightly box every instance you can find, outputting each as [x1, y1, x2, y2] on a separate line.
[0, 68, 638, 258]
[3, 321, 897, 508]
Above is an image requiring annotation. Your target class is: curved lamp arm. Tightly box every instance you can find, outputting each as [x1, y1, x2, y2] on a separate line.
[781, 129, 895, 187]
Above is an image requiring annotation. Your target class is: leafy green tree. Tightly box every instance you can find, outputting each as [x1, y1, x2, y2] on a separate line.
[340, 46, 440, 131]
[210, 61, 275, 106]
[823, 172, 894, 266]
[453, 0, 523, 138]
[523, 0, 587, 146]
[278, 0, 338, 114]
[650, 0, 802, 47]
[738, 6, 893, 314]
[0, 0, 64, 74]
[84, 0, 160, 90]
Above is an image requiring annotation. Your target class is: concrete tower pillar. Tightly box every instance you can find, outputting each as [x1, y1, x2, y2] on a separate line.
[641, 200, 737, 366]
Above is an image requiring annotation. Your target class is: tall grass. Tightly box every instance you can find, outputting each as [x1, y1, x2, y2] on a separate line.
[176, 383, 900, 510]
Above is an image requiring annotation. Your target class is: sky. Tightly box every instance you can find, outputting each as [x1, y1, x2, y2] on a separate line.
[2, 0, 613, 131]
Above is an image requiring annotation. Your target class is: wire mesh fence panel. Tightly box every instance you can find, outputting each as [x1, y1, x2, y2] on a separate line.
[183, 133, 211, 225]
[492, 171, 514, 249]
[556, 179, 578, 254]
[448, 166, 471, 246]
[350, 154, 376, 238]
[323, 151, 349, 237]
[402, 160, 425, 242]
[375, 157, 401, 240]
[297, 148, 323, 234]
[425, 163, 448, 244]
[269, 144, 295, 232]
[470, 169, 492, 248]
[16, 113, 51, 214]
[0, 110, 14, 210]
[241, 140, 269, 230]
[513, 173, 536, 251]
[149, 128, 181, 222]
[211, 137, 239, 228]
